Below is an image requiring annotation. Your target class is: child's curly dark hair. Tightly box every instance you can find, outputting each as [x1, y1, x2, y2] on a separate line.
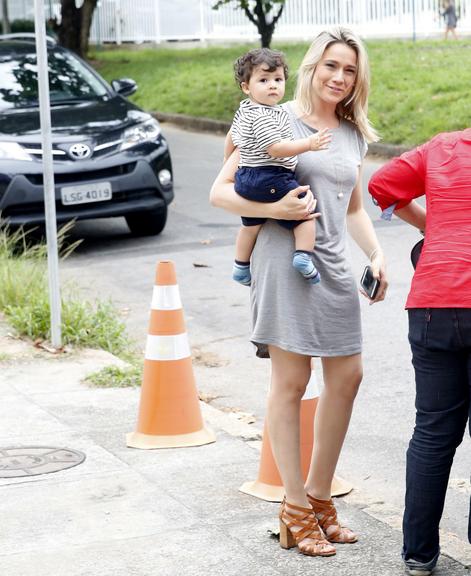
[234, 48, 289, 87]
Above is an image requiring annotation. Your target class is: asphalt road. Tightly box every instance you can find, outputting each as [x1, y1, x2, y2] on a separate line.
[62, 124, 470, 567]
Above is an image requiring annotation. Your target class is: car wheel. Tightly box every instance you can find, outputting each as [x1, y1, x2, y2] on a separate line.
[125, 207, 167, 236]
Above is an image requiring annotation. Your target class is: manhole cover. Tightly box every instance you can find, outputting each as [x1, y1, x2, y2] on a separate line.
[0, 447, 86, 478]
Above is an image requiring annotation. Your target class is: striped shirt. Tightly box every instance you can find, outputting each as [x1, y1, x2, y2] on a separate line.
[231, 99, 297, 170]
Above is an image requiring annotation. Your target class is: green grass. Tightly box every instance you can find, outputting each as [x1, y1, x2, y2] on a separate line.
[91, 39, 471, 146]
[85, 363, 142, 388]
[0, 226, 130, 356]
[368, 40, 471, 145]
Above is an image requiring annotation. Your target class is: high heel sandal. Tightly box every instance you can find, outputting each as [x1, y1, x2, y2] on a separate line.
[279, 498, 336, 557]
[307, 494, 358, 544]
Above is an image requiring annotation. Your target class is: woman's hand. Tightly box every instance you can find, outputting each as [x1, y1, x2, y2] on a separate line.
[272, 186, 320, 221]
[210, 152, 320, 221]
[365, 250, 388, 304]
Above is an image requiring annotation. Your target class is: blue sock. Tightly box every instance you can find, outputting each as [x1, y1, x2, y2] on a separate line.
[233, 260, 251, 286]
[292, 251, 321, 284]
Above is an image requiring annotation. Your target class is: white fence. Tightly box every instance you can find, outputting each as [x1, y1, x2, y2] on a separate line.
[92, 0, 471, 43]
[2, 0, 471, 43]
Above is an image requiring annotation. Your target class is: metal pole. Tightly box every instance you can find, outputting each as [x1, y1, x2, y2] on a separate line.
[2, 0, 11, 34]
[96, 0, 102, 51]
[115, 0, 122, 45]
[34, 0, 62, 348]
[199, 0, 206, 44]
[412, 0, 417, 41]
[154, 0, 161, 44]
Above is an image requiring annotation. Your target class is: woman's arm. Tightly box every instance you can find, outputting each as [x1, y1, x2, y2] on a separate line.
[210, 149, 318, 221]
[223, 131, 236, 163]
[347, 166, 388, 303]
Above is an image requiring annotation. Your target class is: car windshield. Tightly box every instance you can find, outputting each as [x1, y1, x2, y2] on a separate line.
[0, 48, 108, 111]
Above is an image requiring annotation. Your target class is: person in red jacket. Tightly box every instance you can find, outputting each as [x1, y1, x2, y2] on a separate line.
[368, 128, 471, 576]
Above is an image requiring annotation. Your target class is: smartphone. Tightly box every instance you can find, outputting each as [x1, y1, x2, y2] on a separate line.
[360, 265, 379, 300]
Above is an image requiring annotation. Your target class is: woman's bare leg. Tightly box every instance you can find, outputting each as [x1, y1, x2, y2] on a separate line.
[268, 345, 336, 555]
[267, 345, 312, 507]
[303, 354, 362, 542]
[305, 353, 363, 499]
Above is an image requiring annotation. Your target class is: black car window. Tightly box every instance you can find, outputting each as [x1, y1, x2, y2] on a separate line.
[0, 48, 108, 111]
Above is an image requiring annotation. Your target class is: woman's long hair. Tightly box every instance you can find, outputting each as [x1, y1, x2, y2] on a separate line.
[294, 27, 379, 143]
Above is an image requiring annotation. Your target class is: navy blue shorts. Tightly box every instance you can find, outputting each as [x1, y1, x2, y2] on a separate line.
[235, 166, 304, 229]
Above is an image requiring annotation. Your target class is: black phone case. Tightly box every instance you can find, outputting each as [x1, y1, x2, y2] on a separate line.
[361, 266, 379, 299]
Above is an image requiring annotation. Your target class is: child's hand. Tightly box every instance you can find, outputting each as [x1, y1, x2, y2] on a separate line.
[308, 128, 331, 151]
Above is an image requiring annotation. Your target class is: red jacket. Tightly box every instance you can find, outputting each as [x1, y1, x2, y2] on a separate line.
[368, 129, 471, 308]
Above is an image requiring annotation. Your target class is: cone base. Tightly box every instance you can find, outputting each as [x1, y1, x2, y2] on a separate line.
[126, 426, 216, 449]
[239, 474, 353, 502]
[239, 480, 284, 502]
[331, 475, 353, 497]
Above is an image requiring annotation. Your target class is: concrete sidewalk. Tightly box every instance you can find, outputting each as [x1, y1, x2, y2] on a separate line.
[0, 322, 468, 576]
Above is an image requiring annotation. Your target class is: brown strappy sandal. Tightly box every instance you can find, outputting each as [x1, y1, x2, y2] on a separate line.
[307, 494, 358, 544]
[279, 498, 336, 556]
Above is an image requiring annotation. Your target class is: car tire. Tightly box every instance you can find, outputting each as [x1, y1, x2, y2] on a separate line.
[125, 207, 167, 236]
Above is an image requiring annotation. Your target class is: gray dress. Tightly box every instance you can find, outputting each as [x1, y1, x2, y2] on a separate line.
[250, 102, 367, 358]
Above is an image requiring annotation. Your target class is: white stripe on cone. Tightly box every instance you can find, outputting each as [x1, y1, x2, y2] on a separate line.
[151, 285, 182, 311]
[303, 371, 320, 400]
[145, 333, 191, 361]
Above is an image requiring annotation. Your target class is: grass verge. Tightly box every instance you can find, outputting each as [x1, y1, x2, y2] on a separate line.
[85, 363, 142, 388]
[92, 39, 471, 146]
[0, 226, 130, 357]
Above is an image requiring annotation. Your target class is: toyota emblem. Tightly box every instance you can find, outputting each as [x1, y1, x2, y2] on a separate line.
[69, 143, 92, 160]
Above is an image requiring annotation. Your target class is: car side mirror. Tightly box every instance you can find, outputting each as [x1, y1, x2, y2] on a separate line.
[111, 78, 138, 97]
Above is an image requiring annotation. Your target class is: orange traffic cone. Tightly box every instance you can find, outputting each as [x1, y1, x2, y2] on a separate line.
[126, 260, 215, 449]
[239, 372, 352, 501]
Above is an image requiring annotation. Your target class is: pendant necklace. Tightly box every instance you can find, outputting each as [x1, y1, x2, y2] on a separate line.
[333, 135, 344, 200]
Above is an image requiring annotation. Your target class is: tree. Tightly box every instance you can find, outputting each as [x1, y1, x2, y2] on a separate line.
[212, 0, 285, 48]
[49, 0, 98, 58]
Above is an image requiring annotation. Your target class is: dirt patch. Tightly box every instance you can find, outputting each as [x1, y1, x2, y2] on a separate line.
[192, 347, 229, 368]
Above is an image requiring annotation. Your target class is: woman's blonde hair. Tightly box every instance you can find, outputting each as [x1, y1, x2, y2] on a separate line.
[295, 27, 379, 143]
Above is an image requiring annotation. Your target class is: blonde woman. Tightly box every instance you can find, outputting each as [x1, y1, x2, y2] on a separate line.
[211, 27, 387, 557]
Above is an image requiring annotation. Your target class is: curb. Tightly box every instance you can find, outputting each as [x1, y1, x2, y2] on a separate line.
[153, 110, 411, 159]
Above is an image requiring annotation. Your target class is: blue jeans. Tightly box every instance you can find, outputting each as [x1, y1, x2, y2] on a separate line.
[403, 308, 471, 569]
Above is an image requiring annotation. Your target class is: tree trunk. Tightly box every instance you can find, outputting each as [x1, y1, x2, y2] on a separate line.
[260, 24, 274, 48]
[57, 0, 97, 58]
[252, 0, 281, 48]
[80, 0, 98, 57]
[58, 0, 81, 54]
[2, 0, 11, 34]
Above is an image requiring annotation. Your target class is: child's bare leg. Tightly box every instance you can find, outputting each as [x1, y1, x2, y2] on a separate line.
[294, 219, 316, 253]
[292, 220, 320, 284]
[235, 225, 261, 262]
[233, 224, 261, 286]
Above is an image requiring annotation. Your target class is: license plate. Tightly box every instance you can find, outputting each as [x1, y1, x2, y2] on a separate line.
[61, 182, 112, 205]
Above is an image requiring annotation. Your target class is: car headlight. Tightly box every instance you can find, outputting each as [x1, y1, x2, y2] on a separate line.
[120, 119, 161, 151]
[0, 142, 32, 161]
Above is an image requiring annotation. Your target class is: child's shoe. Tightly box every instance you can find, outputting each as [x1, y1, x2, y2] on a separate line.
[292, 251, 321, 284]
[233, 261, 251, 286]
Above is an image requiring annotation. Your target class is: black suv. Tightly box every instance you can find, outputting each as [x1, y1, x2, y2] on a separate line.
[0, 35, 173, 235]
